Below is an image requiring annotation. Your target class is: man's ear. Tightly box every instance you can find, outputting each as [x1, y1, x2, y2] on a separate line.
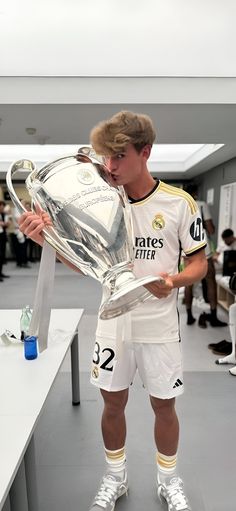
[142, 144, 152, 159]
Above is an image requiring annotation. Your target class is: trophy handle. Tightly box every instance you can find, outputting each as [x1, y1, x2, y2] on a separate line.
[6, 159, 36, 214]
[6, 158, 94, 274]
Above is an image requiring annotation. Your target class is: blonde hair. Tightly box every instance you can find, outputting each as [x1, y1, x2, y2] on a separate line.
[90, 110, 156, 156]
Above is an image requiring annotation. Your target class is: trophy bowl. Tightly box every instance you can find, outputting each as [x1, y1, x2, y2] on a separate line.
[6, 151, 161, 319]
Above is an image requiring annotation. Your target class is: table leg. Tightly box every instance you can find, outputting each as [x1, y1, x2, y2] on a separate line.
[70, 330, 80, 405]
[24, 436, 39, 511]
[9, 459, 28, 511]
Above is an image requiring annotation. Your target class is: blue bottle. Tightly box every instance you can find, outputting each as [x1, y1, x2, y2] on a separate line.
[24, 335, 38, 360]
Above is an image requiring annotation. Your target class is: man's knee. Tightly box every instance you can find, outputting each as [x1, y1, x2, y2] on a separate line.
[101, 388, 129, 415]
[150, 396, 176, 418]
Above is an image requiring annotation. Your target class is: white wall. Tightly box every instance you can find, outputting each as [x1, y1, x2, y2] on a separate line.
[0, 0, 235, 77]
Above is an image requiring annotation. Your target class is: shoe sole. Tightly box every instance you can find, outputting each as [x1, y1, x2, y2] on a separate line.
[209, 324, 228, 327]
[208, 341, 230, 349]
[211, 349, 232, 355]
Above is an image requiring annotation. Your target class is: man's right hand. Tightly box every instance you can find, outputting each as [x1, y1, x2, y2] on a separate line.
[18, 210, 52, 246]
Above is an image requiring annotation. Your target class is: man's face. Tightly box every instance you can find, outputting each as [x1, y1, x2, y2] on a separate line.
[223, 235, 234, 246]
[103, 143, 149, 187]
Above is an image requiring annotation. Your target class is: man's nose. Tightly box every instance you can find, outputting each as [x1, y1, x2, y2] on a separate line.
[105, 157, 117, 172]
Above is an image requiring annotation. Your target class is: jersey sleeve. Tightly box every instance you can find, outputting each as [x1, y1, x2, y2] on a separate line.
[179, 196, 207, 257]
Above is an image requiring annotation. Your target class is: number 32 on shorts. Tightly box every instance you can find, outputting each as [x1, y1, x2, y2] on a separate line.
[92, 341, 115, 372]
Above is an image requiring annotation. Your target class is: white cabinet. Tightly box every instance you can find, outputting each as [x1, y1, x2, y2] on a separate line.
[217, 276, 235, 311]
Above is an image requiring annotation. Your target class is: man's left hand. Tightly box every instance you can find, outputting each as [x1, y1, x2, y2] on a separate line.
[145, 273, 174, 299]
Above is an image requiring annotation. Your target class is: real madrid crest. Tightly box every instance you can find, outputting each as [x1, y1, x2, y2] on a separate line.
[92, 365, 99, 379]
[152, 213, 165, 230]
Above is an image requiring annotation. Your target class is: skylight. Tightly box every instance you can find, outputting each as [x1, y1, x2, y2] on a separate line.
[0, 143, 224, 173]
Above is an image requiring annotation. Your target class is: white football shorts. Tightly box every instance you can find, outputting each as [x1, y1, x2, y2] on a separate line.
[90, 337, 184, 399]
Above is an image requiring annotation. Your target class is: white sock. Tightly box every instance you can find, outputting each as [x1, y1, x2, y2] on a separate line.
[157, 451, 177, 485]
[105, 447, 127, 480]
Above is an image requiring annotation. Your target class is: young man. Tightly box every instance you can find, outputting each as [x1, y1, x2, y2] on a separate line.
[18, 111, 207, 511]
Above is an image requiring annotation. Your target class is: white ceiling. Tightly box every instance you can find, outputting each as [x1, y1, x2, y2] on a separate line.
[1, 1, 236, 182]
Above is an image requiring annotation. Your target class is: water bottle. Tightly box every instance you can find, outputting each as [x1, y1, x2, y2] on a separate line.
[20, 305, 32, 341]
[24, 335, 38, 360]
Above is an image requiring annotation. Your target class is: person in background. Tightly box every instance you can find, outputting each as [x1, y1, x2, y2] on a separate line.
[213, 228, 236, 265]
[10, 201, 30, 268]
[18, 111, 208, 511]
[22, 200, 41, 262]
[184, 184, 227, 328]
[0, 200, 11, 280]
[3, 203, 12, 263]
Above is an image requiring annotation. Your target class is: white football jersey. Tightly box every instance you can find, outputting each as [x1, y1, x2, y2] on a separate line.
[96, 181, 206, 344]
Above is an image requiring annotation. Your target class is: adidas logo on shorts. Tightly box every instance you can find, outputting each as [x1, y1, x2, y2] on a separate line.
[173, 378, 183, 389]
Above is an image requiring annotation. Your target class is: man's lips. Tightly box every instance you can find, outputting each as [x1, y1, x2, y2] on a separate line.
[111, 173, 120, 179]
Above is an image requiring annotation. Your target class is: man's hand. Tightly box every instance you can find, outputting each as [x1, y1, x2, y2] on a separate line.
[18, 209, 52, 247]
[145, 273, 174, 299]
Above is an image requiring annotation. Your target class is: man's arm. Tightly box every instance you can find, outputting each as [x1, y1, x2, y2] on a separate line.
[201, 201, 215, 236]
[171, 249, 207, 288]
[145, 249, 207, 299]
[204, 218, 215, 236]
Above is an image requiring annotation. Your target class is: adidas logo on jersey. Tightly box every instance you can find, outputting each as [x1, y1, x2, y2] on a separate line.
[173, 378, 183, 388]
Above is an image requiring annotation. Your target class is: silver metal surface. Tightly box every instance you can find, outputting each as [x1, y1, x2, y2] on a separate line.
[6, 152, 160, 319]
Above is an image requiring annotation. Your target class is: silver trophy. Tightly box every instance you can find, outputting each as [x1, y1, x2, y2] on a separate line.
[6, 150, 161, 319]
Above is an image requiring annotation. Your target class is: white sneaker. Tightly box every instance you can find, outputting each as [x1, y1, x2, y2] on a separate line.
[229, 365, 236, 376]
[157, 476, 191, 510]
[89, 473, 128, 510]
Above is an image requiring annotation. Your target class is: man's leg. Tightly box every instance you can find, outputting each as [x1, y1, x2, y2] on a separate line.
[205, 258, 227, 327]
[89, 389, 129, 510]
[150, 396, 191, 510]
[150, 396, 179, 464]
[184, 285, 196, 325]
[100, 388, 128, 450]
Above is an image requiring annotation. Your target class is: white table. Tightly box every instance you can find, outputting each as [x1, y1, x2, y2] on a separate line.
[0, 308, 83, 511]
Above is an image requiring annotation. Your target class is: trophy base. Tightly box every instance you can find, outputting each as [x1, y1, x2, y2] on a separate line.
[99, 274, 163, 320]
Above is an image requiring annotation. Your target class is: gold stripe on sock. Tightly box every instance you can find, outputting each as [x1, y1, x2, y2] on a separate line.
[157, 459, 177, 468]
[157, 453, 177, 469]
[105, 447, 125, 461]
